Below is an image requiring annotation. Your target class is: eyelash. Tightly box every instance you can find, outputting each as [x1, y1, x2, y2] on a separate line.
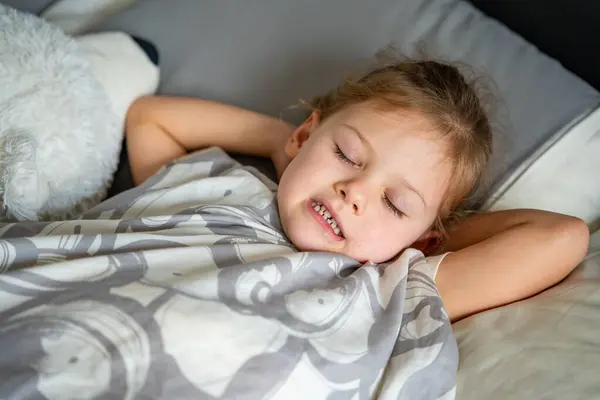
[333, 144, 355, 165]
[383, 194, 405, 218]
[333, 144, 405, 219]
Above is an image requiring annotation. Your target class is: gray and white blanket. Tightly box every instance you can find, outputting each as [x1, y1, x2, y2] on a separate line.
[0, 148, 457, 399]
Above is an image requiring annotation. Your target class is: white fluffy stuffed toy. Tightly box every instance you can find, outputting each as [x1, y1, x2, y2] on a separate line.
[0, 4, 158, 221]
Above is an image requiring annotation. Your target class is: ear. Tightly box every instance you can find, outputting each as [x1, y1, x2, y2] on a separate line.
[411, 231, 441, 255]
[284, 111, 320, 158]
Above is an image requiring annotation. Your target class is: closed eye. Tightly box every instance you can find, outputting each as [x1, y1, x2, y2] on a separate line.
[333, 144, 356, 166]
[383, 193, 405, 218]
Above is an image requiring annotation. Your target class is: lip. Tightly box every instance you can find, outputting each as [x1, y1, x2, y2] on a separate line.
[307, 199, 345, 242]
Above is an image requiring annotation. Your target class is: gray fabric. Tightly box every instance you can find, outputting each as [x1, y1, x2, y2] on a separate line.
[0, 147, 457, 399]
[92, 0, 600, 189]
[0, 0, 55, 14]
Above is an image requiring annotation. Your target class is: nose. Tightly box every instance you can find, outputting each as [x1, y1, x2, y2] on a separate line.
[335, 179, 367, 215]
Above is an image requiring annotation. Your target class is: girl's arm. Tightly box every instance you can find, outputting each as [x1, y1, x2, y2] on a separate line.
[434, 209, 589, 322]
[125, 95, 294, 185]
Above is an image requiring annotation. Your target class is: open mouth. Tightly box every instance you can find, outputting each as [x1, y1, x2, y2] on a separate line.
[311, 200, 344, 239]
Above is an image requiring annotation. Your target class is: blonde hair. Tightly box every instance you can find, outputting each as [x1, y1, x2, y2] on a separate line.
[307, 58, 493, 238]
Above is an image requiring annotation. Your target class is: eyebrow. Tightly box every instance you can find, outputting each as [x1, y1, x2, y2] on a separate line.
[403, 181, 426, 209]
[341, 123, 371, 149]
[342, 123, 427, 209]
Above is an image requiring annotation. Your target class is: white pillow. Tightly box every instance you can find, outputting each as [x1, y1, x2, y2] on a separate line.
[484, 105, 600, 230]
[464, 108, 600, 399]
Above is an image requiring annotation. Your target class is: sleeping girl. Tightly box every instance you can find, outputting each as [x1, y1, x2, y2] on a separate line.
[126, 59, 589, 322]
[0, 58, 589, 399]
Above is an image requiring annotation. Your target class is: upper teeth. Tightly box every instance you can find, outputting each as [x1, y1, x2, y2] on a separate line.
[312, 201, 342, 236]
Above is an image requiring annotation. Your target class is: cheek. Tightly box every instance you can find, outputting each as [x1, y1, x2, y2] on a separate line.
[282, 146, 339, 192]
[350, 219, 421, 260]
[278, 156, 311, 200]
[365, 224, 407, 247]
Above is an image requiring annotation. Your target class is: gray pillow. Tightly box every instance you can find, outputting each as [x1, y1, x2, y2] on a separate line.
[0, 0, 55, 14]
[93, 0, 600, 190]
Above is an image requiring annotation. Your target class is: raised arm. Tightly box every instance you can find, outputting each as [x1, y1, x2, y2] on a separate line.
[434, 209, 589, 322]
[125, 95, 294, 185]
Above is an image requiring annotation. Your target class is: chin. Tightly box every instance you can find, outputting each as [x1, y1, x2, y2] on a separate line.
[289, 232, 329, 252]
[285, 224, 338, 253]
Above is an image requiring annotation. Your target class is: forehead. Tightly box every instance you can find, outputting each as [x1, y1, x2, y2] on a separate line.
[326, 104, 452, 204]
[330, 103, 437, 139]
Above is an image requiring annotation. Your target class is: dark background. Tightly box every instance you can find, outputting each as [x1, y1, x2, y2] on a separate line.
[469, 0, 600, 90]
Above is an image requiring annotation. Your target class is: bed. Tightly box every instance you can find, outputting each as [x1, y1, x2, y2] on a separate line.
[2, 0, 600, 398]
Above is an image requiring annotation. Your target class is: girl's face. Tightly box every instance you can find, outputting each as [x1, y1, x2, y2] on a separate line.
[277, 103, 452, 263]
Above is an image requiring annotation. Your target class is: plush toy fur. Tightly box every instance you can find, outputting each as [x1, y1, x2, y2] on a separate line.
[0, 4, 159, 221]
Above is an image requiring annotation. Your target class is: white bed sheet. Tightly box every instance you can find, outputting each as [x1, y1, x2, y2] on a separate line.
[454, 228, 600, 399]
